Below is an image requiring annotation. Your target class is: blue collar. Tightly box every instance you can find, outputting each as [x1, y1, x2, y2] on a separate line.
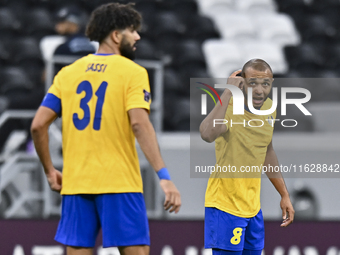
[244, 104, 251, 113]
[94, 53, 115, 56]
[244, 104, 262, 113]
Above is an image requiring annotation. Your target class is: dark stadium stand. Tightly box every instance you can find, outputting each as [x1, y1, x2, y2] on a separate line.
[2, 0, 337, 132]
[1, 67, 34, 96]
[0, 0, 219, 132]
[277, 0, 340, 81]
[22, 8, 55, 40]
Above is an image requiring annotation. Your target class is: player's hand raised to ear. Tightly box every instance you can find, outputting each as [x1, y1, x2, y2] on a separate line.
[227, 70, 244, 91]
[160, 180, 181, 213]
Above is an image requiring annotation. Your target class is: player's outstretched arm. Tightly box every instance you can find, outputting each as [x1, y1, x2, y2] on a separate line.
[128, 108, 181, 213]
[264, 140, 295, 227]
[31, 106, 62, 192]
[199, 70, 243, 143]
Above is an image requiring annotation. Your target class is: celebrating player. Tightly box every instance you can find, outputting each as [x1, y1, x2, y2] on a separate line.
[31, 3, 181, 255]
[200, 59, 294, 255]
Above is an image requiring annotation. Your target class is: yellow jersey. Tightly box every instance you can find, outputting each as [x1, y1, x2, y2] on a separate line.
[41, 54, 151, 195]
[205, 97, 276, 217]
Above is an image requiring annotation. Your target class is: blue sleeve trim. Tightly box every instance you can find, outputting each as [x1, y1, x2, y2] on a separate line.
[157, 168, 171, 180]
[41, 93, 62, 116]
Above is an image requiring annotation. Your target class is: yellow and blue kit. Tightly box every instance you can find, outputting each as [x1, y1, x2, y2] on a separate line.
[41, 53, 151, 247]
[205, 97, 276, 252]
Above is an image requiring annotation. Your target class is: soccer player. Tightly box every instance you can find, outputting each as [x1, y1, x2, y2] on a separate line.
[199, 59, 294, 255]
[31, 3, 181, 255]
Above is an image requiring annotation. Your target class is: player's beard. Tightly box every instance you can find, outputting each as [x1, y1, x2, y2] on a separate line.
[119, 36, 136, 60]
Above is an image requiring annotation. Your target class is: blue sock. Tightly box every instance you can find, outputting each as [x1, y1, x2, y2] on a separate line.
[212, 248, 243, 255]
[242, 249, 262, 255]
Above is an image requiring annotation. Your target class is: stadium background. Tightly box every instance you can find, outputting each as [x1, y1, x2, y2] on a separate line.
[0, 0, 340, 254]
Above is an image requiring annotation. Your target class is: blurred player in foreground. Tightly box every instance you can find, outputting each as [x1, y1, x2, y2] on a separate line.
[31, 3, 181, 255]
[200, 59, 294, 255]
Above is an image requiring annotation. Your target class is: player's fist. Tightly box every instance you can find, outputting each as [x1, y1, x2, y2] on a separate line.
[46, 169, 62, 192]
[160, 180, 181, 213]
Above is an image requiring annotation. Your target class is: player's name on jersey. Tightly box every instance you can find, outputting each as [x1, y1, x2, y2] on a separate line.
[85, 63, 108, 73]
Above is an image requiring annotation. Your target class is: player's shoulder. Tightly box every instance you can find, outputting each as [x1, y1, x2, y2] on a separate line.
[57, 54, 91, 75]
[262, 97, 273, 110]
[114, 55, 146, 73]
[262, 97, 277, 118]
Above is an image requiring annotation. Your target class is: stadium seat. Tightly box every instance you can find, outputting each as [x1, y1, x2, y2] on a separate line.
[277, 0, 312, 27]
[170, 0, 198, 24]
[0, 8, 20, 31]
[0, 40, 10, 66]
[319, 5, 340, 28]
[164, 68, 182, 94]
[292, 187, 318, 220]
[307, 77, 340, 102]
[7, 0, 33, 10]
[163, 92, 178, 131]
[21, 8, 55, 39]
[308, 102, 340, 132]
[10, 37, 44, 85]
[235, 0, 277, 13]
[170, 97, 191, 131]
[185, 15, 220, 42]
[49, 0, 87, 13]
[179, 66, 210, 96]
[254, 14, 300, 46]
[11, 37, 42, 64]
[240, 41, 288, 74]
[154, 34, 183, 62]
[135, 1, 158, 33]
[135, 39, 159, 60]
[174, 40, 206, 69]
[0, 96, 8, 114]
[153, 12, 186, 37]
[324, 43, 340, 70]
[276, 0, 308, 11]
[301, 15, 336, 41]
[312, 0, 340, 10]
[0, 0, 8, 6]
[0, 67, 34, 95]
[203, 40, 243, 78]
[284, 43, 325, 72]
[153, 12, 186, 57]
[197, 0, 235, 17]
[0, 8, 21, 41]
[214, 13, 257, 41]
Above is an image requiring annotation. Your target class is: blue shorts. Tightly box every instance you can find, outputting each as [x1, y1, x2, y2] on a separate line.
[55, 193, 150, 248]
[205, 207, 264, 251]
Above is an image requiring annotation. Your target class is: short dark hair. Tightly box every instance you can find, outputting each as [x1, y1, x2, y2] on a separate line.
[85, 3, 141, 43]
[241, 59, 273, 78]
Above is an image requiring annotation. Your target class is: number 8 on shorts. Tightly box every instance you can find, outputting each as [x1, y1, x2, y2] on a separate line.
[230, 227, 243, 245]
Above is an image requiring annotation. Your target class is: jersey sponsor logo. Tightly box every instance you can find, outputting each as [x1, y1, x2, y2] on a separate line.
[143, 89, 151, 102]
[267, 115, 275, 126]
[85, 63, 108, 73]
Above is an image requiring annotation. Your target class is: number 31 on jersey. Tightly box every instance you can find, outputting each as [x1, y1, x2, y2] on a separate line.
[73, 80, 108, 131]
